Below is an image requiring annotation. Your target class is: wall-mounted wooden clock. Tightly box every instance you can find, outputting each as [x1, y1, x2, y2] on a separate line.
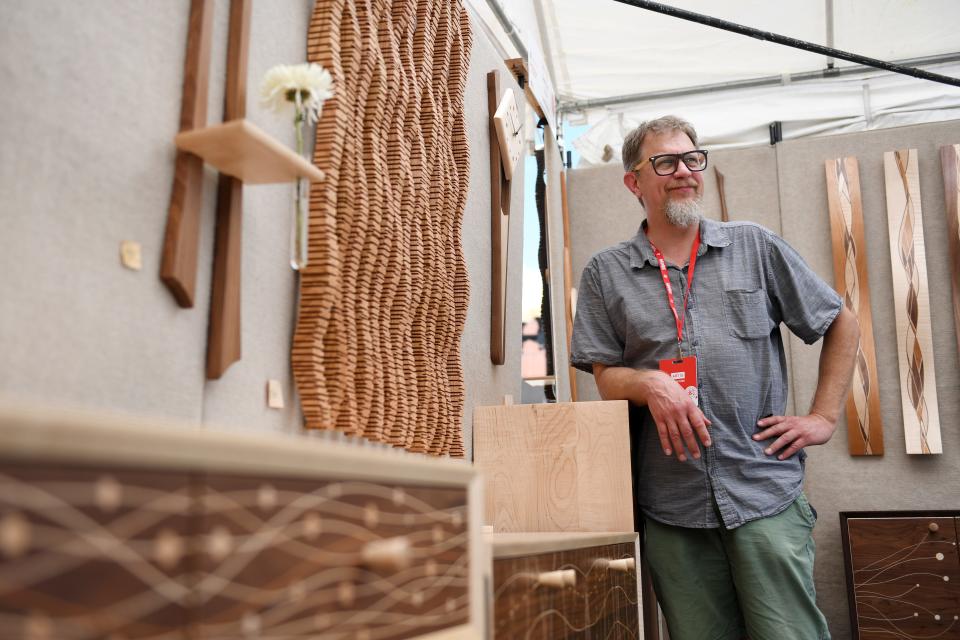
[493, 89, 523, 181]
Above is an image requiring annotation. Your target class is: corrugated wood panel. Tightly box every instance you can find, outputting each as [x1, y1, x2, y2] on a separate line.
[294, 0, 472, 456]
[473, 401, 633, 533]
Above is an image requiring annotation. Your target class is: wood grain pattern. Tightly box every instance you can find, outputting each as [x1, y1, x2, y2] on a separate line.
[173, 119, 325, 184]
[160, 0, 214, 308]
[825, 158, 884, 455]
[488, 70, 510, 366]
[941, 144, 960, 358]
[295, 0, 472, 456]
[206, 0, 251, 380]
[841, 514, 960, 639]
[473, 401, 633, 533]
[492, 542, 639, 639]
[883, 149, 942, 454]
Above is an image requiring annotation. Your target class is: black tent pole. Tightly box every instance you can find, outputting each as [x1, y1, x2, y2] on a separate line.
[611, 0, 960, 88]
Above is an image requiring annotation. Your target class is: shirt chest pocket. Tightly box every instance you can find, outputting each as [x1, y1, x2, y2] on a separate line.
[722, 288, 774, 339]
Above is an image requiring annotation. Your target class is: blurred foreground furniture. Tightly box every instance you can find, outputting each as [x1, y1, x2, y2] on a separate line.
[473, 401, 652, 639]
[0, 403, 482, 639]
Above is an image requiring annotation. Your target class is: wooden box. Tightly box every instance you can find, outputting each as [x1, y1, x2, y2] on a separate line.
[472, 401, 633, 533]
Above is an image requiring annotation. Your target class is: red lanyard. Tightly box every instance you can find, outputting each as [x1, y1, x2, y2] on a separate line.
[649, 234, 701, 358]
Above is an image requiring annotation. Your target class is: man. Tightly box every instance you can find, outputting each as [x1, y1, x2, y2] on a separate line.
[570, 115, 859, 640]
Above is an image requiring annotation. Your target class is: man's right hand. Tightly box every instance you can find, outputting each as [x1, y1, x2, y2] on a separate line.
[645, 371, 712, 462]
[593, 364, 712, 463]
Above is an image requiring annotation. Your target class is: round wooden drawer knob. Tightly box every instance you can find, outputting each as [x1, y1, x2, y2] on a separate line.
[536, 569, 576, 588]
[607, 558, 636, 572]
[361, 536, 413, 572]
[929, 522, 939, 533]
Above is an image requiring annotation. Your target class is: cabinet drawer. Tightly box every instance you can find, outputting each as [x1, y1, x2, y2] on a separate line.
[491, 537, 639, 639]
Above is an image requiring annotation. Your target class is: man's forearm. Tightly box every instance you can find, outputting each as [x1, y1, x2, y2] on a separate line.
[593, 365, 670, 405]
[809, 306, 860, 424]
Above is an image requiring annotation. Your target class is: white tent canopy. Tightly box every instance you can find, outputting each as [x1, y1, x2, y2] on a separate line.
[467, 0, 960, 162]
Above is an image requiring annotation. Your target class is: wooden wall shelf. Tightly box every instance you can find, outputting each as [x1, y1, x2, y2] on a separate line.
[175, 118, 325, 184]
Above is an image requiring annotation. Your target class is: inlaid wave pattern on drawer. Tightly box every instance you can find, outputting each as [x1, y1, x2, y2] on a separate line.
[493, 542, 639, 639]
[0, 465, 470, 639]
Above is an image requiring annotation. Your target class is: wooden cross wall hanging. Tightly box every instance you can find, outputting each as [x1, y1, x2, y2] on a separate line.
[161, 0, 322, 379]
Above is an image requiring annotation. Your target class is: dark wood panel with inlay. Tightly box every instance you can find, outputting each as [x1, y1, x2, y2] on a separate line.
[0, 463, 470, 640]
[194, 476, 469, 639]
[841, 512, 960, 639]
[0, 464, 196, 640]
[492, 542, 639, 639]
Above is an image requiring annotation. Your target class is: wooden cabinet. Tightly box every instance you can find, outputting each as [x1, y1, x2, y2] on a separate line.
[488, 532, 641, 639]
[841, 511, 960, 639]
[0, 404, 482, 640]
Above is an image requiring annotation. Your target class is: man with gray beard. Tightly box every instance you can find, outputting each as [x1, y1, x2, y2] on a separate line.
[570, 115, 859, 640]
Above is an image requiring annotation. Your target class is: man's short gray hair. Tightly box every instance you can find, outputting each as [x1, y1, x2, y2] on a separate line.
[621, 116, 699, 172]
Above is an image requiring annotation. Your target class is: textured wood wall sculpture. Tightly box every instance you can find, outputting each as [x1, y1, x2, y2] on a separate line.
[941, 144, 960, 356]
[825, 158, 884, 456]
[883, 149, 942, 454]
[295, 1, 472, 455]
[840, 512, 960, 639]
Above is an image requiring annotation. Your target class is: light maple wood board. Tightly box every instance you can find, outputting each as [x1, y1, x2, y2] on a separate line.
[883, 149, 942, 454]
[472, 401, 633, 532]
[940, 144, 960, 358]
[824, 158, 884, 456]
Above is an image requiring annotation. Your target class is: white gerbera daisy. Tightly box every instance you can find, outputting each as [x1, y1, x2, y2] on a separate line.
[260, 63, 334, 125]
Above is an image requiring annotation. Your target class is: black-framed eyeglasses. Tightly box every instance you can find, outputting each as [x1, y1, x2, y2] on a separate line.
[633, 150, 709, 176]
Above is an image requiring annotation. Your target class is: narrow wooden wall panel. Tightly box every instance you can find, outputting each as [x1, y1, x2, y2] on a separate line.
[824, 158, 884, 455]
[295, 1, 472, 455]
[941, 144, 960, 357]
[473, 401, 633, 532]
[160, 0, 215, 307]
[883, 149, 942, 454]
[206, 0, 251, 380]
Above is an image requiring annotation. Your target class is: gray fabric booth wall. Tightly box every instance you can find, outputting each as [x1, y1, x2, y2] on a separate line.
[567, 119, 960, 639]
[0, 1, 548, 460]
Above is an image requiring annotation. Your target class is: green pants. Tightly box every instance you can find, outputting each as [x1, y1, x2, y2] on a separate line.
[643, 494, 830, 640]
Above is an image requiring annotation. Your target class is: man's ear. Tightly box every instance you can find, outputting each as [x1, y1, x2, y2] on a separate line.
[623, 172, 644, 206]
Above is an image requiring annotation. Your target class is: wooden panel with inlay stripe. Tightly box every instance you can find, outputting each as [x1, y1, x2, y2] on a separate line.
[824, 157, 884, 455]
[882, 149, 942, 454]
[940, 144, 960, 359]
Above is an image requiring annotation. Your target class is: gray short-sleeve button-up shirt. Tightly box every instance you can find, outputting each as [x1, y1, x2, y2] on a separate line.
[571, 218, 842, 529]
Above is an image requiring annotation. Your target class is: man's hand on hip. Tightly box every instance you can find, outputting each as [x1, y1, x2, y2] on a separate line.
[646, 371, 712, 462]
[754, 413, 835, 460]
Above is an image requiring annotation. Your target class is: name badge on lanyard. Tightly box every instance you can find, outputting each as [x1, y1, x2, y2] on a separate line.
[650, 233, 701, 406]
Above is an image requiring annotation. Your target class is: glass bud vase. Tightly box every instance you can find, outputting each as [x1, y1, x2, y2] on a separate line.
[290, 177, 310, 270]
